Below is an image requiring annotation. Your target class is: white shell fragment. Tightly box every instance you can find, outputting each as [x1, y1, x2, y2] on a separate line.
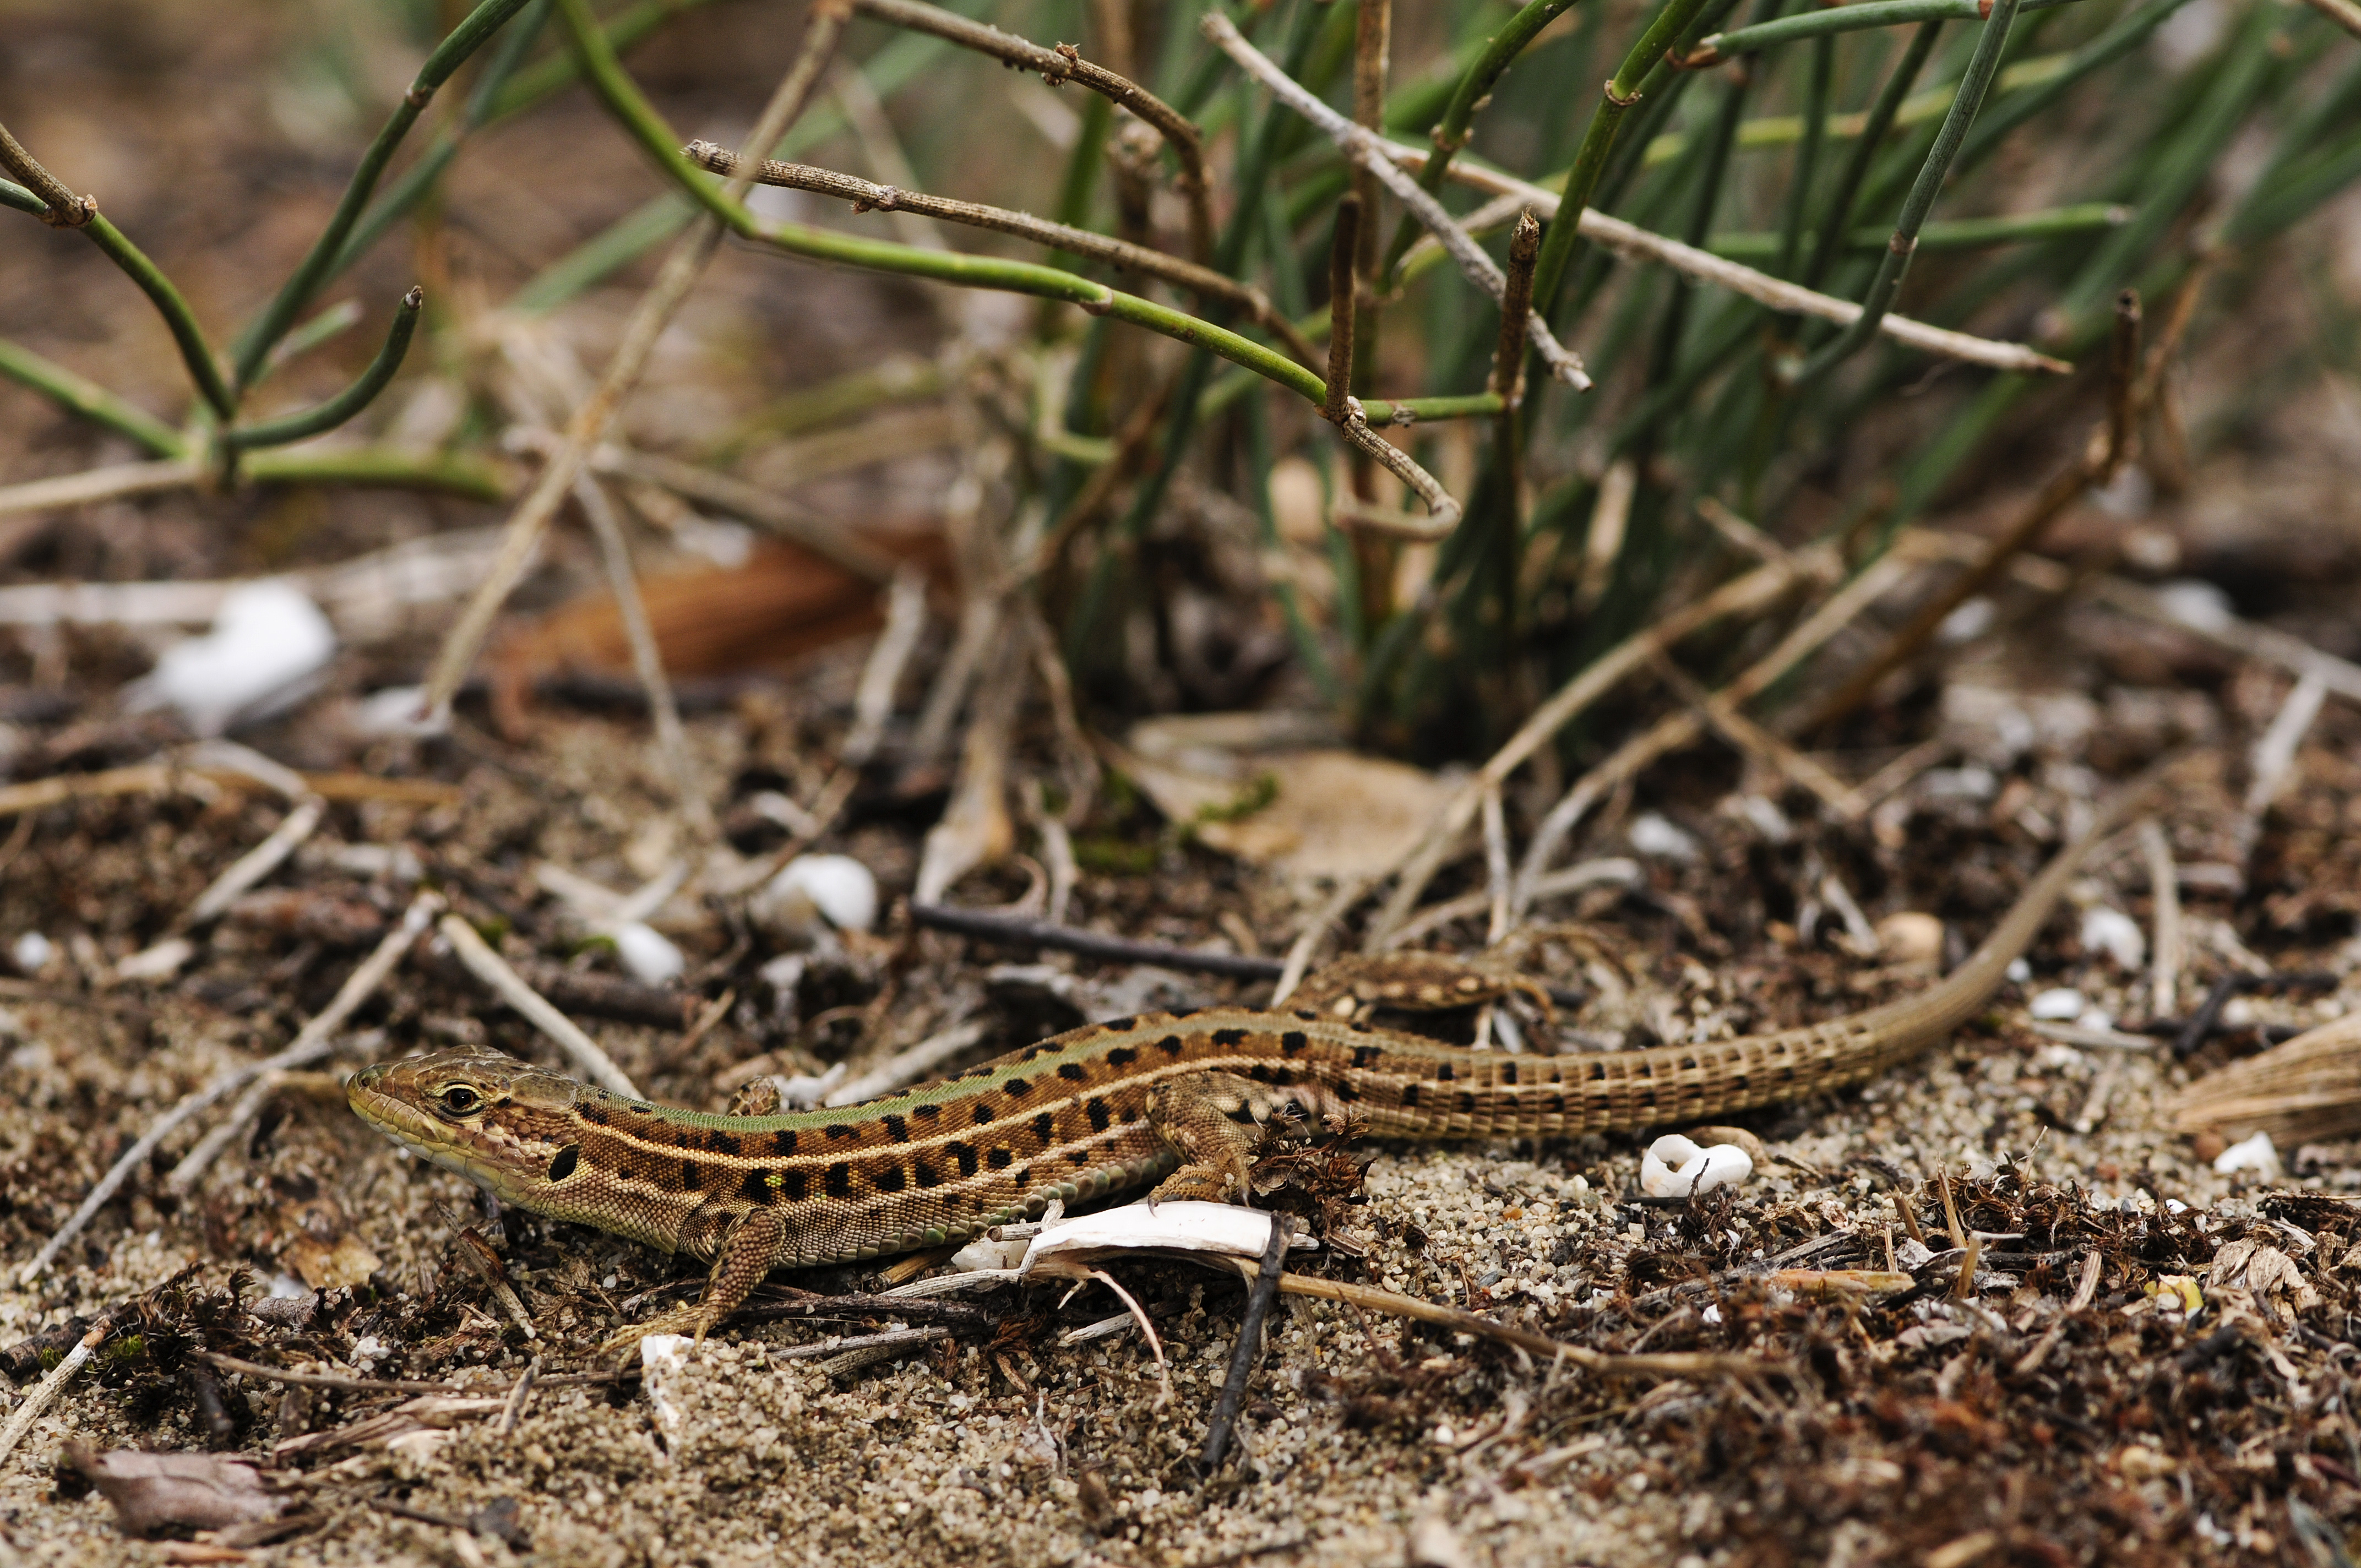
[639, 1333, 695, 1451]
[1013, 1201, 1318, 1280]
[611, 923, 686, 986]
[10, 932, 54, 974]
[1627, 813, 1699, 862]
[350, 684, 447, 739]
[124, 580, 336, 737]
[2212, 1130, 2283, 1181]
[1641, 1134, 1754, 1197]
[2079, 906, 2146, 971]
[750, 854, 880, 943]
[2028, 987, 2086, 1021]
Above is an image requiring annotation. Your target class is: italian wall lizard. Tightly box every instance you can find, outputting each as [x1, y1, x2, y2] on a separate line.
[349, 769, 2156, 1338]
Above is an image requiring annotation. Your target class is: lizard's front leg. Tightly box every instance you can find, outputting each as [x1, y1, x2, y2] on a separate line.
[601, 1205, 787, 1349]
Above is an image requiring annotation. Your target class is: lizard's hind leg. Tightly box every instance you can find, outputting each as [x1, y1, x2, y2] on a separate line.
[1142, 1071, 1296, 1204]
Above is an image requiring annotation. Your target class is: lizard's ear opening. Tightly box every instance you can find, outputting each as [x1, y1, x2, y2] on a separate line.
[547, 1144, 581, 1182]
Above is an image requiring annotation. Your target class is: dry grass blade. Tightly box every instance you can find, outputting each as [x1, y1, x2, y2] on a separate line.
[2169, 1012, 2361, 1145]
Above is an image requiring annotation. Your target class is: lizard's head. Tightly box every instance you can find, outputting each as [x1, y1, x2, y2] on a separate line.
[348, 1050, 590, 1209]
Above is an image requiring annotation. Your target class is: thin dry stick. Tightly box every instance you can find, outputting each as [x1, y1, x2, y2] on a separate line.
[0, 1317, 107, 1470]
[1201, 1213, 1290, 1470]
[1647, 653, 1859, 818]
[420, 4, 852, 716]
[850, 0, 1212, 263]
[841, 567, 932, 766]
[1235, 1262, 1756, 1379]
[1325, 194, 1362, 426]
[907, 903, 1285, 982]
[495, 1358, 542, 1438]
[2229, 668, 2329, 879]
[1379, 858, 1639, 951]
[823, 1019, 989, 1106]
[683, 144, 1315, 365]
[0, 458, 207, 519]
[587, 442, 899, 582]
[1801, 291, 2145, 734]
[1377, 139, 2068, 377]
[0, 118, 95, 225]
[1204, 13, 1588, 390]
[18, 892, 442, 1287]
[1369, 553, 1828, 945]
[1272, 874, 1377, 1006]
[572, 471, 715, 838]
[2302, 0, 2361, 40]
[1508, 544, 1928, 916]
[166, 1068, 315, 1194]
[1328, 412, 1463, 539]
[1481, 783, 1513, 945]
[435, 913, 643, 1098]
[184, 792, 326, 925]
[1489, 210, 1542, 402]
[2139, 817, 2183, 1021]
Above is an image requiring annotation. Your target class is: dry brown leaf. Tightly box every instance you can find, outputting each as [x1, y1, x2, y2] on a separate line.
[64, 1445, 289, 1538]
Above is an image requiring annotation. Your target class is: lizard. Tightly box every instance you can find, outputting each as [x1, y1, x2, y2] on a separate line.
[347, 767, 2160, 1342]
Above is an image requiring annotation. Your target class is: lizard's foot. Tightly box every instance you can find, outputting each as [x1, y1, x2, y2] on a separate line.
[1147, 1162, 1249, 1205]
[598, 1299, 724, 1355]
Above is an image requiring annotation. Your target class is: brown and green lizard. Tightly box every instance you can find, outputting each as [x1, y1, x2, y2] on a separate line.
[349, 770, 2153, 1341]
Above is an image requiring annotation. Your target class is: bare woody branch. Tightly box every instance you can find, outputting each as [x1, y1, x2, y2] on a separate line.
[1379, 139, 2070, 377]
[1203, 13, 1592, 392]
[849, 0, 1214, 263]
[682, 143, 1315, 366]
[420, 0, 852, 717]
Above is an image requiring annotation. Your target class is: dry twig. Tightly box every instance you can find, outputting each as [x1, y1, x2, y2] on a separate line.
[19, 893, 442, 1286]
[435, 913, 643, 1098]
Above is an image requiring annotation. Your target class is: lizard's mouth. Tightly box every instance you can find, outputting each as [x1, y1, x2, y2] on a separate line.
[346, 1067, 517, 1197]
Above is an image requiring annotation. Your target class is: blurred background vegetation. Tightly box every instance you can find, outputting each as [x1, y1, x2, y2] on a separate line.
[6, 0, 2361, 777]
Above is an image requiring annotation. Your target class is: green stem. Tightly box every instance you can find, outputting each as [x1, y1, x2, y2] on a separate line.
[244, 446, 507, 500]
[1802, 18, 1941, 288]
[1719, 202, 2124, 261]
[229, 0, 534, 390]
[1794, 0, 2023, 383]
[3, 167, 233, 418]
[1953, 0, 2200, 173]
[1530, 0, 1724, 324]
[0, 335, 187, 456]
[81, 213, 237, 421]
[1775, 35, 1835, 280]
[1704, 0, 2073, 57]
[1378, 0, 1584, 286]
[327, 0, 552, 282]
[221, 288, 423, 453]
[485, 0, 728, 121]
[553, 0, 1324, 407]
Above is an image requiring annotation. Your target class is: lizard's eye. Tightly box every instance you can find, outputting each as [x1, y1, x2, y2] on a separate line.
[436, 1085, 483, 1116]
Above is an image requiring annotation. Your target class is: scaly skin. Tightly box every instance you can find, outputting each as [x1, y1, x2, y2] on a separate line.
[347, 769, 2156, 1336]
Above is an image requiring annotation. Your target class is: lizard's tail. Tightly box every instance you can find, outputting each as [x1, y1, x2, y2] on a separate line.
[1343, 757, 2177, 1140]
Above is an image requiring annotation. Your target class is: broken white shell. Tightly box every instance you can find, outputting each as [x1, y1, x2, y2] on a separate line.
[1640, 1134, 1754, 1197]
[124, 579, 335, 737]
[750, 854, 879, 942]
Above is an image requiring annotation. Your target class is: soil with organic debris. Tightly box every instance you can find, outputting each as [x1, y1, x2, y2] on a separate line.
[13, 2, 2361, 1566]
[6, 644, 2361, 1568]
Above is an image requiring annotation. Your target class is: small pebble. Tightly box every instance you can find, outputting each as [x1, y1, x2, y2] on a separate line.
[2213, 1130, 2283, 1180]
[2029, 987, 2086, 1021]
[2079, 906, 2145, 971]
